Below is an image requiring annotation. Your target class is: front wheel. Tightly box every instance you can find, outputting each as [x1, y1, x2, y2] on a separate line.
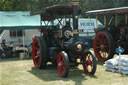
[82, 50, 97, 75]
[57, 51, 69, 77]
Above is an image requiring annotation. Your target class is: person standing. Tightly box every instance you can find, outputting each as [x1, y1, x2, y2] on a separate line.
[17, 39, 23, 47]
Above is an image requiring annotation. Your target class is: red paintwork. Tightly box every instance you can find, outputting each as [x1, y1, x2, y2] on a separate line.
[32, 38, 40, 68]
[94, 32, 111, 61]
[57, 53, 66, 77]
[83, 52, 93, 74]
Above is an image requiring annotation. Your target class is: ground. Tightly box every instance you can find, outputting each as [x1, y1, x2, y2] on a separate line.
[0, 58, 128, 85]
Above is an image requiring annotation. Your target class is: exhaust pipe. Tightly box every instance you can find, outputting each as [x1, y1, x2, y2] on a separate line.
[72, 1, 79, 36]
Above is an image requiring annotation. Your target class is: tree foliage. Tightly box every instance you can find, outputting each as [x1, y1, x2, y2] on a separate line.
[0, 0, 127, 12]
[86, 0, 128, 10]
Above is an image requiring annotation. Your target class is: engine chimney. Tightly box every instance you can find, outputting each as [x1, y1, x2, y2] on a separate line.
[72, 1, 79, 30]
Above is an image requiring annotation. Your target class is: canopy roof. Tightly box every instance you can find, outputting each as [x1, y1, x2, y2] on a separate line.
[85, 6, 128, 16]
[31, 5, 73, 16]
[0, 11, 41, 29]
[31, 5, 80, 21]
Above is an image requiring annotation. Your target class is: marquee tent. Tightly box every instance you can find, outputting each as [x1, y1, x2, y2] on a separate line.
[0, 11, 43, 56]
[0, 11, 41, 29]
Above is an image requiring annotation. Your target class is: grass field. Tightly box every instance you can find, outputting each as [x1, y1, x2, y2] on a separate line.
[0, 58, 128, 85]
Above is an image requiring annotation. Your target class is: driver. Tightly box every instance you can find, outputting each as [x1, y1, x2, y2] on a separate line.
[64, 21, 71, 29]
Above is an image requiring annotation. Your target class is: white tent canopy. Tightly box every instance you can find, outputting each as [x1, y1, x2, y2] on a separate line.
[0, 11, 42, 56]
[0, 11, 41, 29]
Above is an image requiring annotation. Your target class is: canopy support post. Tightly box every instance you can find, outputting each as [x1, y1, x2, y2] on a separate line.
[115, 14, 118, 27]
[96, 16, 98, 28]
[125, 14, 128, 25]
[22, 29, 25, 58]
[108, 16, 113, 25]
[104, 16, 106, 27]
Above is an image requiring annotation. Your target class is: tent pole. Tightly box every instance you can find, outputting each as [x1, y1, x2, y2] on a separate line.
[22, 29, 25, 57]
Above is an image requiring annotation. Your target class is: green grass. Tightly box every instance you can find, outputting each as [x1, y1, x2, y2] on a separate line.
[0, 58, 128, 85]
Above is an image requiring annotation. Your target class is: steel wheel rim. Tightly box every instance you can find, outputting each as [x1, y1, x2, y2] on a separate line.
[57, 53, 66, 77]
[94, 32, 111, 61]
[83, 52, 93, 74]
[32, 38, 40, 68]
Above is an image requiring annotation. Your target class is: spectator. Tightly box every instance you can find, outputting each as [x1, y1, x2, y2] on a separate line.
[15, 39, 27, 57]
[1, 39, 6, 49]
[1, 39, 12, 51]
[17, 39, 23, 47]
[1, 39, 13, 57]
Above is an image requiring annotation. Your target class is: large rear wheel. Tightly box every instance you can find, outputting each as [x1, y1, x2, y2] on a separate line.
[82, 50, 97, 75]
[93, 32, 114, 62]
[57, 51, 69, 77]
[32, 37, 47, 69]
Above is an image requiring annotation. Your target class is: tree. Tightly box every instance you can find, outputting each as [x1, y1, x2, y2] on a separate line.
[0, 0, 127, 11]
[0, 0, 38, 11]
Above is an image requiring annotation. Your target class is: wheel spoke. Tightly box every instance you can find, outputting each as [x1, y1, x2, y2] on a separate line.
[86, 60, 89, 65]
[34, 47, 39, 51]
[61, 61, 64, 67]
[97, 39, 103, 44]
[90, 61, 93, 66]
[35, 55, 39, 58]
[61, 57, 66, 72]
[87, 55, 93, 65]
[87, 55, 91, 62]
[62, 65, 66, 71]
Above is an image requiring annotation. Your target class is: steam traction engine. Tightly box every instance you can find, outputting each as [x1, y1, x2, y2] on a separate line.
[31, 2, 97, 77]
[85, 7, 128, 62]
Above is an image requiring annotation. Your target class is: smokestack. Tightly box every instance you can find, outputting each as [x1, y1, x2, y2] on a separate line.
[72, 1, 79, 30]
